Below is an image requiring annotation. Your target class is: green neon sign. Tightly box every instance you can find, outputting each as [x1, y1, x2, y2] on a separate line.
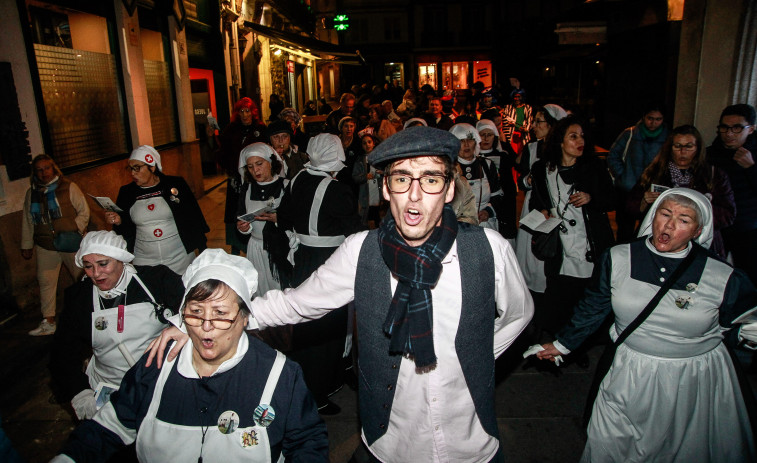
[334, 14, 349, 30]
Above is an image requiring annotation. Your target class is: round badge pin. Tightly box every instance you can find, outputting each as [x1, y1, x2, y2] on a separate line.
[686, 283, 698, 293]
[240, 429, 259, 448]
[170, 188, 179, 196]
[675, 295, 692, 310]
[217, 410, 239, 434]
[253, 404, 275, 427]
[94, 316, 108, 330]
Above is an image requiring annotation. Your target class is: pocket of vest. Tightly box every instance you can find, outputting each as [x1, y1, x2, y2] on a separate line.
[53, 231, 83, 253]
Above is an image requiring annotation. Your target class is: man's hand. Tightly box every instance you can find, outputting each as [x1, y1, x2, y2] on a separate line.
[734, 147, 755, 168]
[21, 249, 33, 260]
[536, 343, 564, 362]
[144, 326, 188, 369]
[478, 210, 490, 222]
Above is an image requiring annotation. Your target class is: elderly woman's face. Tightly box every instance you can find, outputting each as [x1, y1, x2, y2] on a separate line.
[479, 130, 496, 150]
[34, 159, 57, 184]
[184, 286, 247, 369]
[459, 139, 477, 160]
[533, 111, 551, 140]
[82, 254, 125, 291]
[245, 156, 273, 183]
[651, 200, 702, 253]
[128, 160, 157, 187]
[670, 134, 697, 170]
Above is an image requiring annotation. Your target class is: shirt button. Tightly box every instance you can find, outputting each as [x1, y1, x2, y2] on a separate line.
[391, 364, 398, 369]
[660, 267, 666, 272]
[432, 397, 437, 402]
[379, 423, 386, 429]
[435, 425, 439, 431]
[387, 384, 393, 391]
[660, 277, 665, 282]
[383, 403, 389, 409]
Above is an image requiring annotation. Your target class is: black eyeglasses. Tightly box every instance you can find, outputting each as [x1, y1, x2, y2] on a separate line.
[126, 164, 148, 173]
[182, 311, 240, 330]
[717, 124, 751, 134]
[672, 143, 697, 151]
[385, 174, 450, 194]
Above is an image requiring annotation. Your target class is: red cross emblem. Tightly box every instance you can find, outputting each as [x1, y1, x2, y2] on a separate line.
[147, 203, 155, 211]
[153, 228, 163, 237]
[145, 154, 154, 163]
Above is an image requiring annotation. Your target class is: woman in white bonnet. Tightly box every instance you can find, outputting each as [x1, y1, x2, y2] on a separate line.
[53, 249, 328, 463]
[106, 145, 209, 274]
[50, 230, 183, 423]
[537, 187, 756, 462]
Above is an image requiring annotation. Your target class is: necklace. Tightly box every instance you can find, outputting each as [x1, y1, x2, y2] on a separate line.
[190, 362, 234, 463]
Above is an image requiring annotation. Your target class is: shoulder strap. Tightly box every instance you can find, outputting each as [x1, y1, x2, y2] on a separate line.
[621, 127, 633, 163]
[615, 244, 701, 346]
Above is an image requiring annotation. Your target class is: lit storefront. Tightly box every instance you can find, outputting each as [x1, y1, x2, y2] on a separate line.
[416, 59, 492, 91]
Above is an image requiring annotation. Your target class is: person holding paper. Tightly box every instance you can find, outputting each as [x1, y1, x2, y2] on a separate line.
[49, 231, 183, 422]
[528, 115, 615, 345]
[536, 188, 756, 462]
[107, 146, 209, 274]
[236, 143, 292, 295]
[627, 125, 735, 259]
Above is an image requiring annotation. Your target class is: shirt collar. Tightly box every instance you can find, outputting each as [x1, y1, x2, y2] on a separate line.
[176, 332, 249, 379]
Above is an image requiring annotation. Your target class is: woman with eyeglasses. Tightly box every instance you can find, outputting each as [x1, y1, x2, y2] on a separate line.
[106, 146, 209, 274]
[53, 249, 328, 463]
[627, 125, 736, 259]
[528, 115, 615, 345]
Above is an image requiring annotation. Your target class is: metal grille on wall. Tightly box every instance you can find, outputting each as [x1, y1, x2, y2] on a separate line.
[33, 44, 128, 168]
[144, 59, 179, 147]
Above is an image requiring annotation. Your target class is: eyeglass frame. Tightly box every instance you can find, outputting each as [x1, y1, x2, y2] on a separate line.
[126, 163, 150, 173]
[716, 124, 752, 134]
[182, 310, 241, 330]
[671, 143, 697, 151]
[384, 173, 451, 195]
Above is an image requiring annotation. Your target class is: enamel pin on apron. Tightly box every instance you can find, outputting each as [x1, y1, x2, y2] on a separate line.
[94, 316, 108, 330]
[675, 295, 692, 310]
[217, 410, 239, 434]
[253, 404, 275, 427]
[686, 283, 698, 293]
[240, 429, 259, 448]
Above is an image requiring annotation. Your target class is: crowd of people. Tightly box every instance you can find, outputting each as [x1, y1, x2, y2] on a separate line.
[17, 78, 757, 462]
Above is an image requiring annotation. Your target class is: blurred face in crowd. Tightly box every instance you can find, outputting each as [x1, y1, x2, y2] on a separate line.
[512, 93, 524, 107]
[34, 159, 57, 184]
[643, 111, 664, 132]
[428, 99, 443, 117]
[670, 134, 697, 170]
[270, 133, 291, 155]
[479, 129, 496, 151]
[342, 99, 355, 116]
[561, 124, 585, 163]
[533, 111, 551, 140]
[383, 156, 454, 247]
[718, 114, 755, 149]
[650, 200, 701, 253]
[369, 108, 380, 124]
[361, 136, 375, 154]
[341, 121, 356, 139]
[246, 156, 274, 183]
[82, 254, 125, 291]
[458, 139, 477, 161]
[239, 107, 254, 125]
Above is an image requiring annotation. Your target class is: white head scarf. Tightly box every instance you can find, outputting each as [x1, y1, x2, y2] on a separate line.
[181, 248, 258, 315]
[75, 231, 134, 267]
[543, 104, 568, 122]
[449, 123, 482, 157]
[237, 142, 285, 177]
[403, 118, 427, 129]
[129, 145, 162, 172]
[476, 119, 498, 136]
[637, 187, 714, 250]
[305, 133, 346, 173]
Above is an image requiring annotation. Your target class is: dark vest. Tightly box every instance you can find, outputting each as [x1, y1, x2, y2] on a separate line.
[354, 225, 498, 445]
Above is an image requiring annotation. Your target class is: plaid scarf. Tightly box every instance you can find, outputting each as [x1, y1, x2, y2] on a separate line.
[30, 177, 62, 225]
[378, 204, 458, 371]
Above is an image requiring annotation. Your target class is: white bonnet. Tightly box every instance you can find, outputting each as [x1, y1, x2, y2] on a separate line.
[75, 231, 134, 267]
[305, 133, 346, 173]
[449, 123, 482, 157]
[238, 142, 277, 175]
[181, 248, 258, 314]
[403, 118, 427, 129]
[476, 119, 499, 135]
[637, 187, 714, 249]
[543, 104, 568, 122]
[129, 145, 162, 171]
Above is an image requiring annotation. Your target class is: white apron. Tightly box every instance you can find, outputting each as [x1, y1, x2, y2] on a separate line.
[131, 194, 194, 274]
[86, 275, 166, 389]
[287, 173, 345, 264]
[546, 169, 593, 278]
[460, 157, 499, 231]
[136, 347, 287, 463]
[514, 142, 546, 292]
[243, 180, 288, 296]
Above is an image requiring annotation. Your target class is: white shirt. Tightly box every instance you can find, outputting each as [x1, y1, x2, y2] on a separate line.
[250, 229, 533, 462]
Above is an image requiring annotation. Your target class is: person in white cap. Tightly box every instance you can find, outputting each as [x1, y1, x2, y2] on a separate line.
[476, 118, 518, 240]
[274, 133, 363, 414]
[236, 143, 292, 295]
[105, 145, 209, 274]
[49, 231, 184, 423]
[22, 154, 90, 336]
[449, 123, 508, 234]
[536, 187, 756, 462]
[53, 248, 328, 463]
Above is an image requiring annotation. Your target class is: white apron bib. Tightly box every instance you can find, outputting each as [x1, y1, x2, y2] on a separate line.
[131, 195, 194, 274]
[136, 347, 287, 463]
[86, 275, 166, 389]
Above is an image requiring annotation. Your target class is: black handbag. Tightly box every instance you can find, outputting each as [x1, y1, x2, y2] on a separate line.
[53, 230, 83, 253]
[531, 227, 562, 261]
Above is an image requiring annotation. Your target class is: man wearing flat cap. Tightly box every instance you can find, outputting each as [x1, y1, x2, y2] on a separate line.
[152, 127, 533, 462]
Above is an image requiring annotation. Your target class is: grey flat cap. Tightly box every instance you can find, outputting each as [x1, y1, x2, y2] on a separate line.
[368, 126, 459, 167]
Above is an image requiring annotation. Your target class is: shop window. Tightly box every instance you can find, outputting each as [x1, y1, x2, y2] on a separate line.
[441, 62, 469, 90]
[384, 63, 404, 87]
[140, 17, 179, 147]
[26, 2, 128, 169]
[473, 61, 492, 88]
[418, 63, 437, 90]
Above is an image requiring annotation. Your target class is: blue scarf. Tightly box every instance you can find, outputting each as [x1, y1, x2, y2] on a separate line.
[378, 204, 458, 371]
[30, 178, 62, 225]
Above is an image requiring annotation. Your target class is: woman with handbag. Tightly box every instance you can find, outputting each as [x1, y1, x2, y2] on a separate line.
[21, 154, 90, 336]
[537, 188, 756, 461]
[528, 115, 615, 339]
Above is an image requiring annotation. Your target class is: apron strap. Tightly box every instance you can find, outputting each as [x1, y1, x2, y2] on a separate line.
[309, 177, 333, 236]
[259, 352, 287, 405]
